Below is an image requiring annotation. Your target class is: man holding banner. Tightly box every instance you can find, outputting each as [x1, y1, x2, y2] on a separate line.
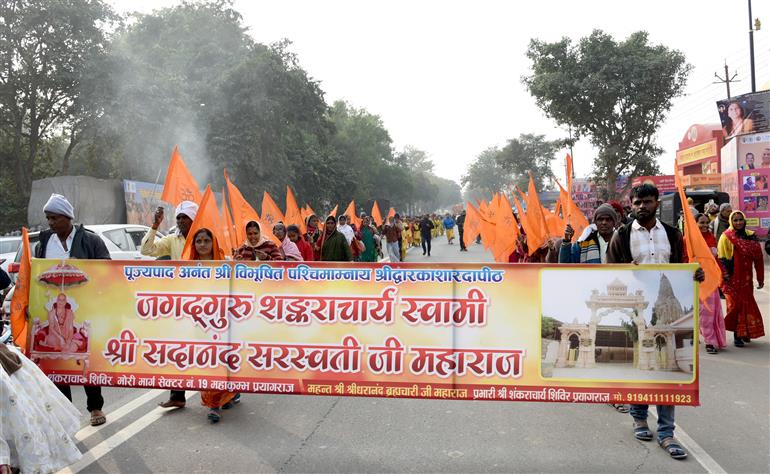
[607, 183, 704, 460]
[36, 194, 111, 427]
[139, 200, 199, 409]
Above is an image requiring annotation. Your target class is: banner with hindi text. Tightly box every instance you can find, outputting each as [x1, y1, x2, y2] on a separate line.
[28, 260, 700, 405]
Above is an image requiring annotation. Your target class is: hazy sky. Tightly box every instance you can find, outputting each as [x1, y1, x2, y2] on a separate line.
[112, 0, 770, 185]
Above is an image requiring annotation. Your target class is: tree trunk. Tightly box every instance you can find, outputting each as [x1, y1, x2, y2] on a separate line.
[61, 129, 78, 175]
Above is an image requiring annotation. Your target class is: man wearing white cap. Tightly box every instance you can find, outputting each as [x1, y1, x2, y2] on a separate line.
[35, 193, 111, 426]
[140, 201, 198, 260]
[139, 200, 198, 408]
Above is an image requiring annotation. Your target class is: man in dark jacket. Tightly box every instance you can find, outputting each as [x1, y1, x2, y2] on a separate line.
[456, 211, 467, 251]
[560, 203, 618, 264]
[35, 194, 110, 427]
[606, 184, 703, 461]
[419, 215, 434, 256]
[321, 215, 353, 261]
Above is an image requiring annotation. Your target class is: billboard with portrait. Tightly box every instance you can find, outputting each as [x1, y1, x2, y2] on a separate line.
[717, 90, 770, 140]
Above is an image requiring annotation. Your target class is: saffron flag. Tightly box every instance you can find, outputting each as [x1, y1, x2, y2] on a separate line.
[9, 227, 31, 354]
[386, 207, 396, 221]
[300, 205, 315, 226]
[182, 186, 226, 260]
[543, 205, 562, 238]
[493, 194, 519, 262]
[521, 175, 548, 254]
[261, 191, 285, 239]
[462, 202, 482, 249]
[160, 146, 202, 206]
[556, 179, 589, 237]
[676, 174, 721, 300]
[220, 189, 236, 254]
[478, 196, 498, 250]
[224, 171, 260, 246]
[511, 193, 534, 244]
[284, 186, 306, 234]
[343, 200, 361, 229]
[371, 201, 384, 227]
[328, 204, 339, 219]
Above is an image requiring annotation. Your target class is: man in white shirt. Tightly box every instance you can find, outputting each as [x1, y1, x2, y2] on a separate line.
[34, 194, 111, 427]
[607, 184, 704, 461]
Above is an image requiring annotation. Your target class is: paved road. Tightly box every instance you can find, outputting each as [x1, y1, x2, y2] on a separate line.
[62, 238, 769, 473]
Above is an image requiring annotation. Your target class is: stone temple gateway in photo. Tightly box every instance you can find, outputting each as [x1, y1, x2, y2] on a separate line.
[541, 274, 695, 382]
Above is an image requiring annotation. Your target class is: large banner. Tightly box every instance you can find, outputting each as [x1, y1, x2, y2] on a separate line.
[28, 260, 700, 405]
[717, 90, 770, 140]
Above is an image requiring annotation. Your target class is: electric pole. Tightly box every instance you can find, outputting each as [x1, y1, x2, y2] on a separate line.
[714, 63, 739, 99]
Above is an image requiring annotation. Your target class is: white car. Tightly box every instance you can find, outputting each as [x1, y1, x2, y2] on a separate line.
[0, 236, 22, 273]
[1, 224, 165, 316]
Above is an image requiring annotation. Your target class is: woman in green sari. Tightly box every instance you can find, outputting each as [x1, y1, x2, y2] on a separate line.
[359, 215, 379, 262]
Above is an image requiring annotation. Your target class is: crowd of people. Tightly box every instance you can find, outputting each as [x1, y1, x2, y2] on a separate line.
[2, 184, 769, 471]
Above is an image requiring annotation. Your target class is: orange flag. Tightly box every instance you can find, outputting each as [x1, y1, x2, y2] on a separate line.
[386, 207, 396, 220]
[342, 200, 361, 229]
[478, 196, 498, 250]
[522, 174, 548, 254]
[493, 194, 519, 262]
[300, 205, 315, 226]
[511, 193, 533, 243]
[260, 191, 285, 239]
[284, 186, 306, 234]
[543, 205, 562, 238]
[676, 173, 721, 300]
[556, 179, 589, 237]
[224, 171, 260, 246]
[463, 202, 482, 249]
[329, 204, 339, 219]
[9, 227, 31, 354]
[220, 190, 236, 254]
[566, 153, 574, 196]
[160, 146, 202, 206]
[371, 201, 384, 227]
[182, 186, 226, 260]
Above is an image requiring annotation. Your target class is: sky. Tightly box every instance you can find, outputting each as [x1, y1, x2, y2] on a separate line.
[112, 0, 770, 186]
[541, 268, 695, 326]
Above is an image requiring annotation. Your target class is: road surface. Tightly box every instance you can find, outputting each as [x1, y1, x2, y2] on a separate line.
[60, 238, 769, 473]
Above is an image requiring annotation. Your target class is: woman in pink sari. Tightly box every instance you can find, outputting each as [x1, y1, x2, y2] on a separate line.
[684, 214, 726, 353]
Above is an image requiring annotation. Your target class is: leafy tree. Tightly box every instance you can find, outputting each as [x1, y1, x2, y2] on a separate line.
[461, 147, 512, 201]
[0, 0, 117, 229]
[495, 134, 565, 191]
[524, 30, 691, 198]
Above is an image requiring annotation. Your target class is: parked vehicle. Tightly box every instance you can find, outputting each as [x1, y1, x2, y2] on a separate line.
[657, 191, 730, 229]
[0, 236, 22, 273]
[1, 225, 164, 316]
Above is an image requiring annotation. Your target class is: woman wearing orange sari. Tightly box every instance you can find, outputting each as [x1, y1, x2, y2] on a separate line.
[189, 228, 240, 422]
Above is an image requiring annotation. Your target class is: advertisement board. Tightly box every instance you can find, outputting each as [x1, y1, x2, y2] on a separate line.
[717, 90, 770, 140]
[28, 259, 700, 405]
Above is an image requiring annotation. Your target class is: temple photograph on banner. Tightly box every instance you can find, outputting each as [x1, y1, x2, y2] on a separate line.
[540, 267, 697, 383]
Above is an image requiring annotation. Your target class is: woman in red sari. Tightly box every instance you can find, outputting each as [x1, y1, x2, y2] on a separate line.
[717, 211, 765, 347]
[189, 228, 240, 422]
[684, 214, 726, 353]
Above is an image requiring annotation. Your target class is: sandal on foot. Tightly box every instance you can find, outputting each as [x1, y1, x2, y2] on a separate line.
[633, 420, 653, 441]
[158, 400, 186, 409]
[90, 410, 106, 426]
[207, 408, 221, 423]
[659, 437, 687, 459]
[610, 403, 630, 413]
[706, 345, 717, 354]
[734, 339, 745, 347]
[223, 393, 241, 410]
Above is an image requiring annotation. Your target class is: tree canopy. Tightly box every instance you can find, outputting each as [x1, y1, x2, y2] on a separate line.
[523, 30, 690, 198]
[0, 0, 462, 231]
